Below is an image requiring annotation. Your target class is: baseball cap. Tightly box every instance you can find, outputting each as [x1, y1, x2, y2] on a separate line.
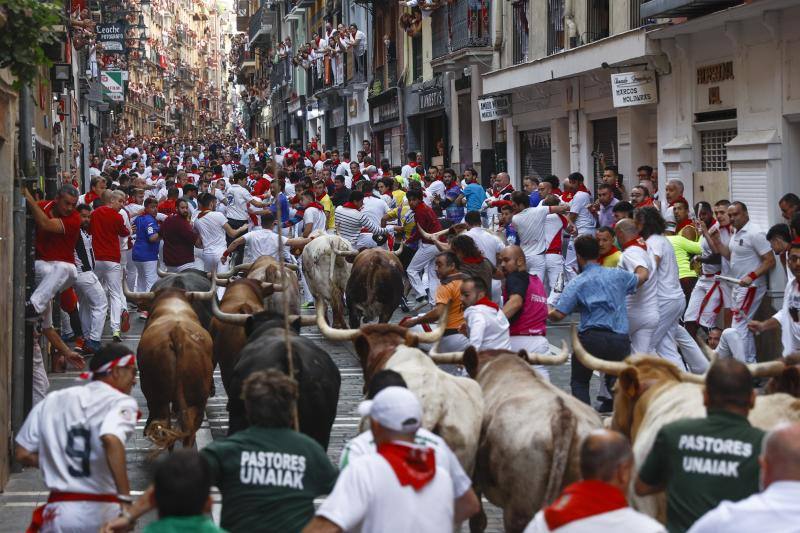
[358, 386, 422, 434]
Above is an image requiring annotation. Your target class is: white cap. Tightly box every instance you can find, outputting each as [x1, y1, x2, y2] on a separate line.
[358, 386, 422, 434]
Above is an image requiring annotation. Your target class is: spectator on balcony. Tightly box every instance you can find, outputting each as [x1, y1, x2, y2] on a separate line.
[348, 24, 367, 77]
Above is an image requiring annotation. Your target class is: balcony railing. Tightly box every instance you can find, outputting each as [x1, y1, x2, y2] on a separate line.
[249, 5, 277, 48]
[270, 59, 292, 91]
[306, 53, 349, 96]
[431, 0, 492, 61]
[547, 0, 565, 55]
[640, 0, 739, 19]
[512, 0, 529, 64]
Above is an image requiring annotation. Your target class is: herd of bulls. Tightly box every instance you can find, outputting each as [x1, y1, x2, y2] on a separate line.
[121, 233, 800, 533]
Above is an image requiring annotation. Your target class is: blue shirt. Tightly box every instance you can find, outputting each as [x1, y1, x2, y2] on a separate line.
[132, 214, 160, 262]
[444, 184, 465, 223]
[269, 193, 290, 223]
[556, 262, 637, 335]
[463, 183, 486, 212]
[529, 190, 541, 207]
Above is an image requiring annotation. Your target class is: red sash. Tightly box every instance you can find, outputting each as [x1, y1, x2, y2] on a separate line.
[377, 442, 436, 491]
[475, 296, 499, 310]
[28, 492, 122, 533]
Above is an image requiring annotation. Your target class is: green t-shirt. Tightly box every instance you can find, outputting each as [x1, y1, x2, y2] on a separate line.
[201, 426, 338, 533]
[638, 410, 764, 533]
[667, 235, 702, 280]
[144, 515, 226, 533]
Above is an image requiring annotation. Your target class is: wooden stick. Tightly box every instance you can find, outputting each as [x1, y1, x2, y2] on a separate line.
[276, 196, 300, 431]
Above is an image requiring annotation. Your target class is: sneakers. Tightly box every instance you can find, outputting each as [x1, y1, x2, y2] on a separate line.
[112, 331, 122, 343]
[139, 311, 149, 320]
[120, 310, 131, 333]
[399, 298, 410, 313]
[82, 339, 101, 354]
[301, 301, 314, 309]
[74, 336, 85, 351]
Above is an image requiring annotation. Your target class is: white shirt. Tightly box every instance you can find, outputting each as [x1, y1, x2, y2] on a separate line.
[194, 211, 228, 253]
[15, 380, 137, 494]
[226, 183, 254, 221]
[400, 164, 416, 182]
[687, 481, 800, 533]
[773, 279, 800, 357]
[464, 303, 511, 351]
[351, 30, 367, 56]
[303, 206, 327, 234]
[317, 449, 454, 533]
[241, 229, 292, 264]
[569, 190, 596, 235]
[618, 245, 658, 315]
[465, 227, 504, 267]
[119, 208, 133, 251]
[362, 195, 389, 227]
[729, 220, 771, 287]
[340, 428, 472, 497]
[544, 214, 566, 253]
[699, 235, 721, 276]
[424, 180, 446, 207]
[525, 506, 666, 533]
[646, 234, 683, 302]
[513, 206, 551, 258]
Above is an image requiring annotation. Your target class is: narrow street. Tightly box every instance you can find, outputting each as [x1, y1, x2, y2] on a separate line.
[0, 310, 584, 532]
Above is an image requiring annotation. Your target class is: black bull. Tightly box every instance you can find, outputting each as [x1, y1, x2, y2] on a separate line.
[218, 308, 341, 450]
[152, 269, 215, 329]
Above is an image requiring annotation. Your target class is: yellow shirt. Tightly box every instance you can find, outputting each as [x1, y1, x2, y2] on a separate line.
[599, 249, 621, 268]
[386, 204, 414, 239]
[319, 194, 334, 230]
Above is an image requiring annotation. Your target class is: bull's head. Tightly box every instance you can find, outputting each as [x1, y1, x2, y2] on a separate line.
[765, 355, 800, 397]
[214, 262, 254, 279]
[123, 273, 217, 310]
[571, 326, 787, 437]
[429, 341, 570, 379]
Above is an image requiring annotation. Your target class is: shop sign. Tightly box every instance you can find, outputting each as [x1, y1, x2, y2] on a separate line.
[288, 98, 302, 114]
[101, 71, 124, 102]
[96, 23, 126, 53]
[610, 71, 658, 108]
[478, 94, 511, 122]
[331, 107, 345, 128]
[419, 86, 444, 112]
[371, 97, 399, 125]
[697, 61, 734, 85]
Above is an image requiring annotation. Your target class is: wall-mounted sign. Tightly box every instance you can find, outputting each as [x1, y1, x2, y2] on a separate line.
[372, 97, 399, 125]
[96, 23, 126, 54]
[287, 98, 302, 114]
[331, 107, 345, 128]
[610, 71, 658, 108]
[101, 71, 124, 102]
[419, 86, 444, 112]
[697, 61, 734, 85]
[478, 94, 511, 122]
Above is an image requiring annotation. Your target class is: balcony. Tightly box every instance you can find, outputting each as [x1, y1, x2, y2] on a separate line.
[238, 50, 256, 73]
[307, 53, 350, 97]
[640, 0, 740, 19]
[249, 5, 277, 49]
[430, 0, 492, 72]
[270, 59, 292, 92]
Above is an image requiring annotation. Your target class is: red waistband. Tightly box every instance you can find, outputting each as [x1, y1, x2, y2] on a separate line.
[511, 330, 546, 337]
[702, 273, 717, 278]
[28, 493, 121, 533]
[360, 228, 371, 233]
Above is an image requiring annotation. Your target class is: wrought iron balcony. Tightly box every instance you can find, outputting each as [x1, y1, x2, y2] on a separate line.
[431, 0, 492, 69]
[249, 5, 277, 49]
[640, 0, 740, 19]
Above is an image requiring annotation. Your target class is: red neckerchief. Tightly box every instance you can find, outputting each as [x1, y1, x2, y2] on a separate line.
[409, 162, 418, 168]
[637, 197, 654, 208]
[332, 159, 340, 166]
[315, 192, 328, 201]
[676, 218, 693, 232]
[213, 172, 222, 180]
[352, 172, 362, 181]
[475, 296, 499, 310]
[377, 441, 436, 491]
[446, 181, 459, 191]
[598, 245, 620, 263]
[306, 201, 324, 211]
[544, 480, 628, 530]
[84, 191, 99, 203]
[196, 208, 212, 219]
[462, 256, 483, 264]
[793, 237, 800, 245]
[669, 195, 688, 207]
[552, 187, 563, 195]
[493, 184, 514, 198]
[342, 201, 360, 210]
[621, 237, 647, 250]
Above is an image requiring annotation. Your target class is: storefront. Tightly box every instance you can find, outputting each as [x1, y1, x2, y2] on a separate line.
[323, 94, 348, 152]
[347, 88, 370, 157]
[368, 87, 402, 167]
[405, 75, 449, 168]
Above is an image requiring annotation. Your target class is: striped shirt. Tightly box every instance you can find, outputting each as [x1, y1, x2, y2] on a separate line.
[334, 205, 389, 247]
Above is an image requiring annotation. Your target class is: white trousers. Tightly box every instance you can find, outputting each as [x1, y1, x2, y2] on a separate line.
[674, 325, 710, 374]
[355, 233, 379, 250]
[123, 249, 137, 291]
[544, 254, 564, 296]
[60, 308, 74, 338]
[684, 276, 724, 328]
[201, 250, 229, 298]
[730, 284, 767, 363]
[717, 327, 746, 362]
[652, 297, 685, 368]
[134, 260, 158, 292]
[509, 335, 551, 381]
[39, 500, 120, 533]
[524, 253, 546, 282]
[407, 243, 440, 299]
[74, 271, 107, 342]
[166, 262, 196, 273]
[32, 339, 48, 406]
[628, 306, 658, 355]
[491, 279, 503, 305]
[94, 260, 124, 332]
[32, 260, 78, 329]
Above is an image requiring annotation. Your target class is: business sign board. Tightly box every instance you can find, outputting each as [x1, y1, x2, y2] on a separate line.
[96, 23, 126, 54]
[478, 94, 511, 122]
[101, 71, 124, 102]
[611, 71, 658, 108]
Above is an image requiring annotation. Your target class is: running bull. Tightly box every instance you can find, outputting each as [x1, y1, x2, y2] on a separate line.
[154, 268, 215, 329]
[428, 343, 598, 533]
[123, 279, 216, 449]
[211, 300, 339, 450]
[572, 328, 800, 521]
[216, 255, 301, 316]
[302, 235, 353, 328]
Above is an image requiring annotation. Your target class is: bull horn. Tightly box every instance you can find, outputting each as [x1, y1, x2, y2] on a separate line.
[186, 277, 216, 301]
[697, 337, 718, 363]
[524, 341, 570, 366]
[157, 268, 171, 278]
[332, 248, 359, 258]
[315, 301, 360, 341]
[416, 224, 449, 242]
[392, 243, 405, 256]
[428, 339, 463, 364]
[215, 262, 253, 279]
[122, 273, 155, 302]
[284, 263, 299, 272]
[678, 370, 707, 384]
[571, 325, 628, 376]
[288, 314, 317, 327]
[211, 296, 250, 326]
[213, 276, 229, 287]
[747, 360, 787, 378]
[410, 306, 449, 344]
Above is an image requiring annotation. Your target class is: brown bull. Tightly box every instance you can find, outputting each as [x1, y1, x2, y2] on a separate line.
[209, 277, 282, 394]
[571, 327, 800, 520]
[344, 248, 406, 327]
[428, 344, 596, 533]
[214, 256, 301, 315]
[124, 280, 216, 450]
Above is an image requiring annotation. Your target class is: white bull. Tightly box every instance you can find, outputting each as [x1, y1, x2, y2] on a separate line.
[302, 234, 352, 328]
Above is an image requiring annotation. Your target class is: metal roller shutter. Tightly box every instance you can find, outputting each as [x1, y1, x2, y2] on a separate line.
[519, 128, 552, 181]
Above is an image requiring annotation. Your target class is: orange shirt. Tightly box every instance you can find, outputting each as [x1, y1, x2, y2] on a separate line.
[435, 278, 465, 329]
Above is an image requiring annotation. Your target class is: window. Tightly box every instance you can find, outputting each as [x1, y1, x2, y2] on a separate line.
[547, 0, 565, 55]
[412, 33, 423, 83]
[512, 0, 529, 64]
[586, 0, 610, 43]
[701, 128, 737, 171]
